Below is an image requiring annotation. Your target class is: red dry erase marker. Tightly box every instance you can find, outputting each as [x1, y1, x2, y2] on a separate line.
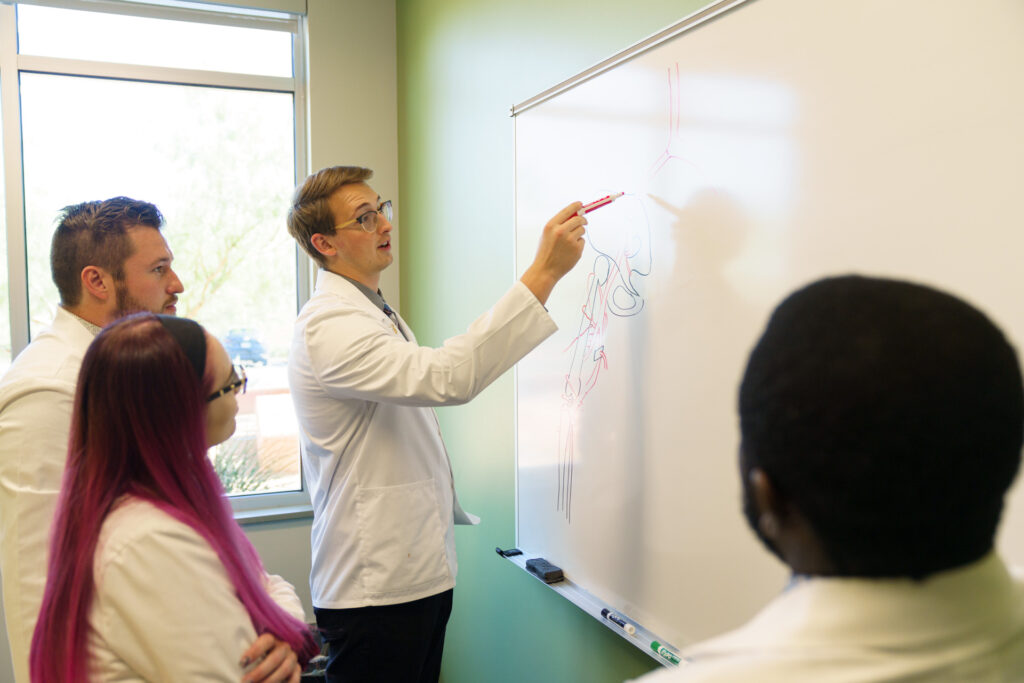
[577, 192, 624, 216]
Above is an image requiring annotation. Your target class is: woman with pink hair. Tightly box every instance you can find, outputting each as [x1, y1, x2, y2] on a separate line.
[29, 313, 318, 681]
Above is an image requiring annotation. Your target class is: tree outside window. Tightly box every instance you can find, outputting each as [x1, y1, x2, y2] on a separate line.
[7, 3, 307, 500]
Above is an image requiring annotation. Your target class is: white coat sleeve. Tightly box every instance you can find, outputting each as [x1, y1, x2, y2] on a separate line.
[91, 518, 260, 681]
[306, 281, 557, 406]
[262, 572, 305, 622]
[0, 378, 77, 683]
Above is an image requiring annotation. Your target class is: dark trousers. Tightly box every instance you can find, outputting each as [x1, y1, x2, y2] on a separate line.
[314, 589, 453, 683]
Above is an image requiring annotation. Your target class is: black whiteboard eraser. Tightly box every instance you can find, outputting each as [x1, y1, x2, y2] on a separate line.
[496, 546, 523, 557]
[526, 558, 564, 583]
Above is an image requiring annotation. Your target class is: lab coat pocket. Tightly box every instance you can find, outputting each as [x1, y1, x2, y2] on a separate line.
[354, 478, 450, 596]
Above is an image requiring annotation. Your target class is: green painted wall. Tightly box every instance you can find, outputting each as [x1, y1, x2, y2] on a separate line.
[395, 2, 707, 681]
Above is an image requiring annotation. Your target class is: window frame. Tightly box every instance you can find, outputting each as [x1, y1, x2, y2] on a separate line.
[0, 0, 313, 520]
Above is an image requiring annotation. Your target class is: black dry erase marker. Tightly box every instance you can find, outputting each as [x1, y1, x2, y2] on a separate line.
[601, 608, 636, 635]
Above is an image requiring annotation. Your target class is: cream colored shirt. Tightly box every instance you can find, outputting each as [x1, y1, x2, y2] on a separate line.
[632, 553, 1024, 682]
[289, 272, 557, 609]
[88, 496, 304, 681]
[0, 306, 97, 682]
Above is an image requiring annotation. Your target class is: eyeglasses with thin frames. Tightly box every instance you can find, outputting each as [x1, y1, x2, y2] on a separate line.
[207, 364, 247, 403]
[333, 199, 393, 233]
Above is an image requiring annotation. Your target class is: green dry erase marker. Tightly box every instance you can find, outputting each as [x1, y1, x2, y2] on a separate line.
[651, 641, 680, 665]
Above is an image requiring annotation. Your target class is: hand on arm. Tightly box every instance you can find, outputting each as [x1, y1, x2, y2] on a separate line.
[520, 201, 587, 305]
[240, 634, 300, 683]
[96, 510, 291, 681]
[240, 573, 307, 682]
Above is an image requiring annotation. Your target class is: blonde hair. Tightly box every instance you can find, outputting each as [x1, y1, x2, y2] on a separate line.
[286, 166, 374, 266]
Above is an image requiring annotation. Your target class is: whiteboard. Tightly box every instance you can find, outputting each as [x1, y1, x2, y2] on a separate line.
[513, 0, 1024, 657]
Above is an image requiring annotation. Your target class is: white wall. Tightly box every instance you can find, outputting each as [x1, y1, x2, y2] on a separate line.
[241, 0, 400, 622]
[303, 0, 400, 306]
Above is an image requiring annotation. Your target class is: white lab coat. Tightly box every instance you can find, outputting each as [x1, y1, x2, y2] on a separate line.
[88, 496, 305, 681]
[631, 553, 1024, 683]
[0, 306, 95, 682]
[289, 271, 557, 608]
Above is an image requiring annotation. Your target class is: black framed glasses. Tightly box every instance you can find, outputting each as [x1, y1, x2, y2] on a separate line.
[207, 364, 247, 403]
[334, 199, 393, 233]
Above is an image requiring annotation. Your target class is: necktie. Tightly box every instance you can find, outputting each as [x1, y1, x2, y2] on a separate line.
[382, 304, 409, 340]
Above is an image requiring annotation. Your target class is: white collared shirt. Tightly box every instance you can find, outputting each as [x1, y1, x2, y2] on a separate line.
[89, 496, 305, 680]
[632, 552, 1024, 682]
[0, 307, 97, 682]
[288, 271, 556, 608]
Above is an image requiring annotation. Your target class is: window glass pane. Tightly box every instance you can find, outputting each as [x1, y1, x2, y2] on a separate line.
[21, 73, 300, 495]
[17, 5, 292, 78]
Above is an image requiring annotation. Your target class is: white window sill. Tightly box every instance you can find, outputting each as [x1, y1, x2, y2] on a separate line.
[234, 503, 313, 525]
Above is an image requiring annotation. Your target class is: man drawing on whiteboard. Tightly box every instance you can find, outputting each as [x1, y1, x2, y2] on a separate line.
[285, 165, 587, 682]
[633, 275, 1024, 682]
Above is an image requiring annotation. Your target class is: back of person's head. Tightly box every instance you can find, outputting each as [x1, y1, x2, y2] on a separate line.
[29, 314, 316, 681]
[286, 165, 373, 266]
[69, 313, 209, 494]
[739, 274, 1024, 579]
[51, 197, 164, 306]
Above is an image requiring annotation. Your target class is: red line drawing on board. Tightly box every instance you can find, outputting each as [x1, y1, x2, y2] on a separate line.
[650, 62, 702, 179]
[557, 201, 650, 523]
[556, 61, 705, 522]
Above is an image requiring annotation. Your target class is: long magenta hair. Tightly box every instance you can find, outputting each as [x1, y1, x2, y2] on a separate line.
[29, 313, 317, 681]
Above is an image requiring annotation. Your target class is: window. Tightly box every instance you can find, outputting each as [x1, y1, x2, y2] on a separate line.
[16, 4, 293, 76]
[1, 0, 311, 517]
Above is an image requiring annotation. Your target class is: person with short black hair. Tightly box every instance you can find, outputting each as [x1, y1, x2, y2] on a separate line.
[633, 274, 1024, 682]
